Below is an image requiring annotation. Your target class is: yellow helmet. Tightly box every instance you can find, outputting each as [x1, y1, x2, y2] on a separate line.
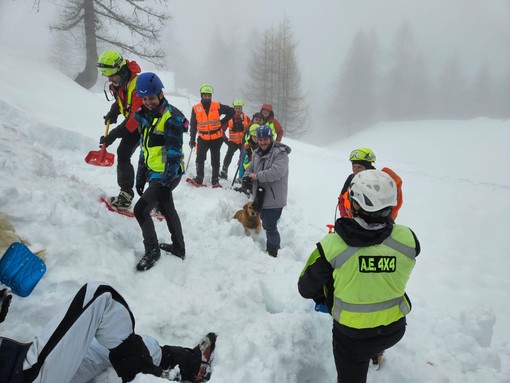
[248, 124, 260, 137]
[349, 147, 376, 163]
[97, 50, 126, 77]
[233, 99, 244, 107]
[200, 84, 213, 94]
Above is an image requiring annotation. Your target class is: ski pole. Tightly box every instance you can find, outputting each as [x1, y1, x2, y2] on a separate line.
[185, 147, 194, 172]
[231, 148, 245, 187]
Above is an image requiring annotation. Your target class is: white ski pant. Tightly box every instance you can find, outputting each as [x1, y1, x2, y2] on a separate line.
[22, 282, 162, 383]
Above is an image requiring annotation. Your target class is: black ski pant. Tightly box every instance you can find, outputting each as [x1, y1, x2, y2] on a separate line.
[117, 130, 140, 197]
[332, 320, 406, 383]
[133, 177, 185, 253]
[195, 137, 223, 184]
[222, 141, 242, 172]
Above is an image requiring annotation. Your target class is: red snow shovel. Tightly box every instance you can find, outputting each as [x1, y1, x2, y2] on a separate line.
[85, 120, 115, 167]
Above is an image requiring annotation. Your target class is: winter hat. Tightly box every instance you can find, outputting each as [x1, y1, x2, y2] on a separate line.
[261, 103, 273, 112]
[351, 160, 375, 170]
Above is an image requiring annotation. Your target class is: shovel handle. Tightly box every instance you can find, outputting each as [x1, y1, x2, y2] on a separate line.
[103, 119, 111, 138]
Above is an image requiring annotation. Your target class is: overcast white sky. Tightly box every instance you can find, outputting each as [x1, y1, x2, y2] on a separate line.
[1, 0, 510, 126]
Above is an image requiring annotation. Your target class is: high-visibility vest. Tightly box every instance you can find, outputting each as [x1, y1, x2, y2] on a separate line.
[140, 109, 184, 173]
[227, 113, 250, 144]
[117, 75, 138, 118]
[266, 121, 278, 141]
[193, 102, 222, 140]
[320, 224, 416, 329]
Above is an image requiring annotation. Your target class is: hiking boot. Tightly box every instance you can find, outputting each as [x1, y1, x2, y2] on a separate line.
[267, 247, 278, 258]
[159, 243, 185, 260]
[111, 191, 133, 210]
[193, 333, 217, 383]
[371, 351, 384, 366]
[136, 248, 161, 271]
[219, 169, 228, 180]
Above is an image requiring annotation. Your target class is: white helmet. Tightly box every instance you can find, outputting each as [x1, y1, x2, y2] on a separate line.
[349, 170, 397, 215]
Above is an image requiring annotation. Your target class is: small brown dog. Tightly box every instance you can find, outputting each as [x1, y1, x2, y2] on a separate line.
[233, 202, 262, 236]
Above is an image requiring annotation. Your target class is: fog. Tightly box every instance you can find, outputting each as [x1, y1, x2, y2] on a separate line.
[1, 0, 510, 140]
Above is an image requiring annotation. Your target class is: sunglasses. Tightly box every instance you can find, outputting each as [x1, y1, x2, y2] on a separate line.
[349, 150, 375, 162]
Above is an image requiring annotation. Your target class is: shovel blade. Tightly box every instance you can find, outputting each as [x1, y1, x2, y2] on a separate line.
[85, 146, 115, 167]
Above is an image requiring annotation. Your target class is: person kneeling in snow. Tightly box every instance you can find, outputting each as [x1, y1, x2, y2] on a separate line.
[0, 282, 216, 383]
[298, 170, 419, 383]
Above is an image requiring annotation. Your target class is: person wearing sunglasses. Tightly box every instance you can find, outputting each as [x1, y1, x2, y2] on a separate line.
[96, 50, 143, 210]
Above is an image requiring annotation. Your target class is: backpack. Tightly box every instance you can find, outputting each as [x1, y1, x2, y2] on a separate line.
[380, 167, 403, 221]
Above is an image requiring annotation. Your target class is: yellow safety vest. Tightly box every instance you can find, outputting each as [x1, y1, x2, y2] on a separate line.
[140, 109, 184, 174]
[319, 225, 416, 329]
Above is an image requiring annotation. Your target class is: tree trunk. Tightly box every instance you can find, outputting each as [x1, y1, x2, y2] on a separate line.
[75, 0, 98, 89]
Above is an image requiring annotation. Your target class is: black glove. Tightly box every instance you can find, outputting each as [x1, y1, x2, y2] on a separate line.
[0, 288, 12, 324]
[136, 161, 147, 196]
[136, 184, 144, 196]
[109, 333, 163, 383]
[252, 186, 265, 212]
[99, 125, 125, 148]
[189, 140, 196, 149]
[104, 102, 120, 124]
[242, 176, 252, 191]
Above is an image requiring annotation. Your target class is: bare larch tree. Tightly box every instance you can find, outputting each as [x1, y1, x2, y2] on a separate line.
[244, 17, 308, 138]
[47, 0, 169, 89]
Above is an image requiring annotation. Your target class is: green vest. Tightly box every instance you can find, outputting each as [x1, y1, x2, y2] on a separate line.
[140, 109, 171, 173]
[320, 224, 416, 329]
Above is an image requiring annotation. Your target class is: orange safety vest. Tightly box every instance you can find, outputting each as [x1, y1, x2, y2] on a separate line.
[227, 113, 250, 144]
[341, 167, 403, 221]
[193, 101, 222, 141]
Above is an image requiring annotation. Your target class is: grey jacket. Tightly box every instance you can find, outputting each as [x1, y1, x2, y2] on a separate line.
[246, 142, 291, 209]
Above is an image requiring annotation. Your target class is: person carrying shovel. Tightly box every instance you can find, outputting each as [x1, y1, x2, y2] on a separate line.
[96, 50, 143, 209]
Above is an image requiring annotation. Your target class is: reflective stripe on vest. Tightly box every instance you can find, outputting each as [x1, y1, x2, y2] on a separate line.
[194, 102, 222, 140]
[323, 225, 416, 329]
[141, 110, 171, 172]
[117, 75, 137, 117]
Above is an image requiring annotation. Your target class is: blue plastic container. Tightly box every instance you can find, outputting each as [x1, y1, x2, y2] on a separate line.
[0, 242, 46, 297]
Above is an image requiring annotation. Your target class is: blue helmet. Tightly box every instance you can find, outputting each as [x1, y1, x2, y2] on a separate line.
[256, 124, 273, 139]
[136, 72, 164, 97]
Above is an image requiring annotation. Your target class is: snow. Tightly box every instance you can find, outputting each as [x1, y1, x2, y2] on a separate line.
[1, 47, 510, 382]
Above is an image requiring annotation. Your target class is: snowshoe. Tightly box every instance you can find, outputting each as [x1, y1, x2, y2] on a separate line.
[110, 191, 133, 210]
[136, 248, 161, 271]
[186, 178, 207, 187]
[100, 197, 166, 221]
[159, 243, 185, 260]
[193, 333, 217, 383]
[211, 183, 222, 189]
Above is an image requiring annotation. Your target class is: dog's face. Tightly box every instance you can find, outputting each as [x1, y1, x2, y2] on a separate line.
[244, 202, 257, 217]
